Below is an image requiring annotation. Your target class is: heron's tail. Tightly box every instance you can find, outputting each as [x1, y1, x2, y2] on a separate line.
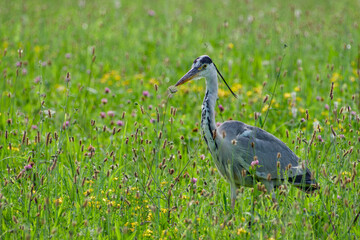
[289, 171, 320, 193]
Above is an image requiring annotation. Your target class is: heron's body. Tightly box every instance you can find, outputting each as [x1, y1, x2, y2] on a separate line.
[175, 55, 318, 208]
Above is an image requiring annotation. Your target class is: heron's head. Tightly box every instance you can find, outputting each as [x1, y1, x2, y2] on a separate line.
[175, 55, 237, 98]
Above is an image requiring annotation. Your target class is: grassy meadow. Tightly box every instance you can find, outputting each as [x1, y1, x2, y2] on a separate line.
[1, 0, 360, 239]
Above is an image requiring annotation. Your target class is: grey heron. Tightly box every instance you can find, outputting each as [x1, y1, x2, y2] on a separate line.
[174, 55, 318, 209]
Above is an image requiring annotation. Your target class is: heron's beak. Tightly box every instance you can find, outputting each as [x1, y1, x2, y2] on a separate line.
[175, 67, 200, 86]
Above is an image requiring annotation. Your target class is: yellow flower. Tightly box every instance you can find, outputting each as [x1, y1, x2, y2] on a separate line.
[143, 229, 153, 237]
[7, 146, 20, 151]
[232, 83, 242, 92]
[34, 45, 41, 54]
[284, 93, 291, 98]
[262, 105, 269, 112]
[147, 212, 153, 221]
[161, 208, 168, 214]
[237, 228, 247, 235]
[218, 88, 229, 97]
[131, 222, 138, 227]
[241, 217, 245, 222]
[331, 72, 341, 82]
[227, 43, 234, 49]
[350, 76, 355, 82]
[134, 73, 145, 80]
[149, 78, 159, 85]
[294, 86, 301, 92]
[54, 197, 63, 205]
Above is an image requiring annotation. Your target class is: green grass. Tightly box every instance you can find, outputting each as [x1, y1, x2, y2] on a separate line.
[1, 0, 360, 239]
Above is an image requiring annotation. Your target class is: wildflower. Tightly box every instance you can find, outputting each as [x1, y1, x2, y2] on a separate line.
[147, 9, 155, 16]
[218, 104, 224, 112]
[251, 160, 259, 167]
[337, 195, 341, 199]
[318, 135, 324, 142]
[284, 93, 291, 98]
[31, 125, 38, 130]
[143, 229, 153, 237]
[104, 87, 110, 93]
[16, 61, 22, 67]
[227, 43, 234, 50]
[237, 228, 247, 235]
[324, 104, 329, 110]
[148, 105, 153, 110]
[24, 163, 34, 171]
[54, 197, 63, 205]
[34, 76, 41, 84]
[63, 121, 70, 129]
[65, 53, 71, 59]
[107, 111, 115, 117]
[100, 112, 106, 118]
[101, 98, 108, 104]
[191, 178, 197, 184]
[150, 119, 155, 123]
[116, 120, 124, 126]
[142, 91, 150, 97]
[22, 68, 27, 75]
[300, 118, 306, 122]
[200, 154, 205, 160]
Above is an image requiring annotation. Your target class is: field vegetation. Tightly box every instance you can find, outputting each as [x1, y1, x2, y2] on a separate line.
[0, 0, 360, 239]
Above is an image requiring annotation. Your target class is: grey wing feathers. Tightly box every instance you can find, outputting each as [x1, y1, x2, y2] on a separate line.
[217, 120, 308, 180]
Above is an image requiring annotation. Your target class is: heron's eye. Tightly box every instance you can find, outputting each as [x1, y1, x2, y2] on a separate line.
[203, 64, 207, 69]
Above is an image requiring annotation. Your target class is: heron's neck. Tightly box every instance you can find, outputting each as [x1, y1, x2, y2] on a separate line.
[201, 73, 218, 150]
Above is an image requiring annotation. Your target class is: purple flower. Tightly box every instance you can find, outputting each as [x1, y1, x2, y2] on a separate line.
[100, 112, 106, 118]
[316, 96, 321, 101]
[34, 76, 41, 84]
[200, 154, 205, 160]
[251, 160, 259, 167]
[337, 195, 341, 199]
[150, 119, 156, 123]
[24, 164, 33, 171]
[191, 178, 197, 184]
[16, 61, 22, 67]
[148, 105, 153, 110]
[324, 104, 329, 110]
[218, 104, 224, 112]
[31, 125, 38, 130]
[65, 53, 71, 59]
[351, 111, 356, 116]
[318, 135, 324, 142]
[142, 91, 149, 97]
[339, 134, 345, 139]
[105, 87, 110, 94]
[107, 111, 115, 117]
[148, 9, 155, 16]
[22, 68, 27, 75]
[101, 98, 108, 104]
[116, 120, 124, 126]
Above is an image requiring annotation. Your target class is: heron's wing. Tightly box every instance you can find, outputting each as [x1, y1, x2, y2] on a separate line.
[217, 121, 309, 180]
